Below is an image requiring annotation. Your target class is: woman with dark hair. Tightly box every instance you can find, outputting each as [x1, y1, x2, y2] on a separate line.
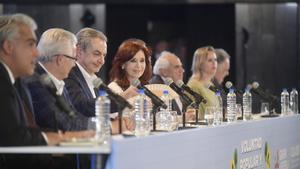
[108, 39, 152, 99]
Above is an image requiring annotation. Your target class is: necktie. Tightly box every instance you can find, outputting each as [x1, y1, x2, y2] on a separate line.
[13, 84, 37, 128]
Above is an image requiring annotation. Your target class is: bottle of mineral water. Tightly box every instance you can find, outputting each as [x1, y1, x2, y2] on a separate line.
[227, 88, 236, 123]
[281, 88, 290, 116]
[214, 92, 223, 125]
[95, 90, 111, 145]
[157, 90, 172, 130]
[134, 89, 151, 136]
[243, 88, 252, 121]
[290, 88, 298, 114]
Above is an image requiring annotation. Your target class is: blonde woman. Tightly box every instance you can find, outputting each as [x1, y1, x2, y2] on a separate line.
[187, 46, 219, 120]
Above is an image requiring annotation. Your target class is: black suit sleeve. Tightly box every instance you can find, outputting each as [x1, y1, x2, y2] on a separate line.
[0, 82, 46, 146]
[27, 78, 88, 131]
[65, 78, 96, 117]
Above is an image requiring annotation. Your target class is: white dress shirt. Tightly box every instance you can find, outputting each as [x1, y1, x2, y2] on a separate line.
[38, 62, 65, 96]
[76, 62, 98, 98]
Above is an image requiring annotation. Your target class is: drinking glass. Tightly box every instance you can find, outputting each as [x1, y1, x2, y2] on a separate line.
[236, 104, 242, 121]
[261, 102, 270, 114]
[213, 106, 223, 125]
[205, 106, 215, 126]
[168, 111, 179, 131]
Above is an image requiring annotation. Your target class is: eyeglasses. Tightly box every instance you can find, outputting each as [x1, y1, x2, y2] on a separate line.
[55, 54, 77, 61]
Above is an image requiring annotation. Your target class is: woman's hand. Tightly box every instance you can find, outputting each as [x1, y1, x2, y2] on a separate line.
[120, 86, 139, 99]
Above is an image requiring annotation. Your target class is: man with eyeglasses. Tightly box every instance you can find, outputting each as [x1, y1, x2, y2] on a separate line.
[0, 14, 93, 169]
[26, 28, 91, 131]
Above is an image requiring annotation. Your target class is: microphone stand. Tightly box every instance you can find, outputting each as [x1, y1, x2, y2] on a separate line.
[194, 101, 200, 125]
[151, 105, 161, 131]
[116, 105, 127, 134]
[181, 102, 198, 128]
[182, 106, 187, 128]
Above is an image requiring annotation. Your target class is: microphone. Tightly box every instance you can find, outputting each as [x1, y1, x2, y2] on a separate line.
[208, 85, 219, 93]
[165, 78, 194, 107]
[251, 82, 279, 103]
[131, 79, 167, 109]
[39, 74, 76, 117]
[176, 80, 206, 104]
[225, 81, 243, 95]
[93, 78, 133, 109]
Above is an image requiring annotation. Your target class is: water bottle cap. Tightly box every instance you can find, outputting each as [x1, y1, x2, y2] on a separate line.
[216, 91, 221, 96]
[163, 90, 169, 95]
[229, 88, 234, 93]
[245, 88, 250, 92]
[98, 90, 106, 96]
[283, 88, 287, 92]
[138, 89, 145, 94]
[292, 88, 297, 90]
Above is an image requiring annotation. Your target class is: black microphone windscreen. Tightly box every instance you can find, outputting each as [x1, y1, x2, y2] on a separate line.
[208, 86, 218, 93]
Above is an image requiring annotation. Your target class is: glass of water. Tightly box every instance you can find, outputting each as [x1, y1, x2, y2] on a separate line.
[261, 102, 270, 115]
[213, 106, 223, 126]
[236, 104, 242, 121]
[205, 106, 215, 126]
[88, 117, 103, 144]
[168, 111, 179, 131]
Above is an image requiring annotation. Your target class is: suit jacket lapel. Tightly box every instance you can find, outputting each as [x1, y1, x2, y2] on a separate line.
[73, 65, 95, 99]
[0, 63, 26, 125]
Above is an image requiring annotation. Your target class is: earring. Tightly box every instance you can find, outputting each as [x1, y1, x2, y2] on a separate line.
[121, 65, 125, 69]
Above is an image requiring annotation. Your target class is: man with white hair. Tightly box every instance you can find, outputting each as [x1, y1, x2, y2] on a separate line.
[150, 51, 185, 114]
[0, 14, 66, 146]
[150, 51, 184, 84]
[26, 28, 91, 131]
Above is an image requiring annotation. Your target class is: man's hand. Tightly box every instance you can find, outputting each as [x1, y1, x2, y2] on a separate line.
[45, 130, 95, 146]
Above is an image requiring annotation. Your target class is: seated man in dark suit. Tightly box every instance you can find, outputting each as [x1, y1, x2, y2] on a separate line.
[26, 28, 90, 131]
[212, 48, 231, 110]
[65, 28, 107, 117]
[65, 28, 136, 119]
[150, 51, 185, 112]
[0, 13, 92, 169]
[150, 51, 195, 119]
[0, 13, 63, 147]
[26, 28, 126, 133]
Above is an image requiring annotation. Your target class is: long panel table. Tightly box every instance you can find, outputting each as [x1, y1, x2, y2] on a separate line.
[106, 115, 300, 169]
[0, 145, 110, 154]
[0, 144, 110, 169]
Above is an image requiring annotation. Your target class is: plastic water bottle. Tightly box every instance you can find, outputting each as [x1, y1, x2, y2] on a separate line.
[227, 88, 236, 123]
[134, 89, 151, 136]
[290, 88, 298, 114]
[214, 92, 223, 125]
[95, 90, 111, 145]
[243, 88, 252, 121]
[157, 90, 172, 130]
[281, 88, 290, 116]
[160, 90, 172, 111]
